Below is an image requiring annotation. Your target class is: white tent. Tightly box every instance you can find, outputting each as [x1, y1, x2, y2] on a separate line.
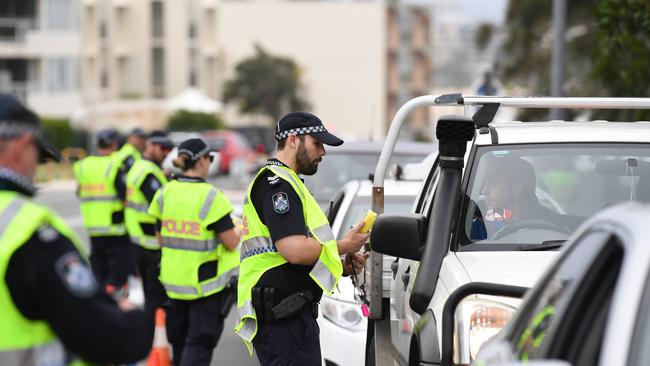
[166, 88, 223, 113]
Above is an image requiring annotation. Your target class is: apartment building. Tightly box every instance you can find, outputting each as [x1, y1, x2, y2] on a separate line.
[218, 0, 432, 141]
[79, 0, 220, 129]
[0, 0, 81, 117]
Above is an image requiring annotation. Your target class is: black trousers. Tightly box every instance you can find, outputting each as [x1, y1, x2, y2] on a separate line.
[166, 292, 226, 366]
[136, 246, 166, 300]
[89, 235, 137, 288]
[253, 311, 321, 366]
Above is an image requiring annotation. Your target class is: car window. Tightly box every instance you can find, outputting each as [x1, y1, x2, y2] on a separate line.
[511, 230, 621, 361]
[416, 162, 439, 215]
[336, 195, 415, 240]
[461, 143, 650, 248]
[303, 152, 427, 202]
[206, 137, 226, 151]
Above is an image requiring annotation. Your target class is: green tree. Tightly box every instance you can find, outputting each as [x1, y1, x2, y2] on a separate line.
[223, 44, 310, 122]
[41, 117, 73, 149]
[494, 0, 650, 121]
[166, 110, 226, 132]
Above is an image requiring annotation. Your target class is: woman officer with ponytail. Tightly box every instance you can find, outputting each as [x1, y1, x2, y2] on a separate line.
[148, 138, 240, 366]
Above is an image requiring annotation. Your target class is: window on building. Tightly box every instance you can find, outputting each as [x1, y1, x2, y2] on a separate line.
[44, 0, 79, 31]
[151, 1, 164, 39]
[46, 58, 79, 92]
[152, 47, 165, 98]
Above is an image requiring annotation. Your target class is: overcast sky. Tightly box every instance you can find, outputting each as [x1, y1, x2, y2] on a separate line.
[433, 0, 509, 25]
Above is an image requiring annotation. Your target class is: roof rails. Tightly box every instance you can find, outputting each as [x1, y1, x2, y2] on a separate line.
[374, 93, 650, 188]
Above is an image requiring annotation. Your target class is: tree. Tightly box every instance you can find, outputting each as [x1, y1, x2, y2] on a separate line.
[166, 110, 226, 132]
[41, 117, 73, 149]
[493, 0, 650, 121]
[224, 44, 310, 123]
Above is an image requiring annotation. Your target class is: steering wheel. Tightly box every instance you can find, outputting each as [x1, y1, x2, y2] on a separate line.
[492, 219, 571, 240]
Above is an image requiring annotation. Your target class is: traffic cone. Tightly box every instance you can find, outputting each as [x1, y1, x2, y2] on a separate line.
[146, 308, 171, 366]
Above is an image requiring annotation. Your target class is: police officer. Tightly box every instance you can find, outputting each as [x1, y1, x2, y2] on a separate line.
[74, 129, 134, 298]
[0, 94, 163, 365]
[125, 130, 173, 297]
[148, 138, 240, 366]
[235, 112, 369, 365]
[117, 127, 146, 173]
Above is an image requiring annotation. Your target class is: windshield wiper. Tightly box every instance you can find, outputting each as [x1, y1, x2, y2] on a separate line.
[517, 240, 565, 251]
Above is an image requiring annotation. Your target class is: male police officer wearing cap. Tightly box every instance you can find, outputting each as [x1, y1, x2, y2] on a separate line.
[235, 112, 369, 365]
[0, 94, 162, 365]
[74, 128, 135, 298]
[125, 130, 174, 297]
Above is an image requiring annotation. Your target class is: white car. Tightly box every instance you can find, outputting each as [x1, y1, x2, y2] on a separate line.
[319, 177, 426, 366]
[473, 203, 650, 366]
[367, 94, 650, 365]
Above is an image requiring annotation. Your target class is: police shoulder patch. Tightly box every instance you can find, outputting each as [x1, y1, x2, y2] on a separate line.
[272, 192, 290, 214]
[55, 252, 98, 297]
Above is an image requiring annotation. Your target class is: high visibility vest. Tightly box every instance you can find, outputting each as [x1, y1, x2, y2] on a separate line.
[125, 159, 167, 249]
[234, 165, 343, 353]
[148, 180, 240, 300]
[73, 154, 126, 237]
[0, 191, 90, 366]
[116, 143, 141, 167]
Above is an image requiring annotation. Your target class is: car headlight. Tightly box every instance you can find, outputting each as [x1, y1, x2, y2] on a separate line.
[321, 296, 366, 332]
[454, 297, 517, 364]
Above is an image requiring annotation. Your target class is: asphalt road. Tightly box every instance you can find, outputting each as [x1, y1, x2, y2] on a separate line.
[34, 177, 260, 366]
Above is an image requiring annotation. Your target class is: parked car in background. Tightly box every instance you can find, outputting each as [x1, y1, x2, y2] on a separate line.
[319, 157, 432, 366]
[303, 141, 436, 208]
[473, 203, 650, 366]
[202, 130, 256, 175]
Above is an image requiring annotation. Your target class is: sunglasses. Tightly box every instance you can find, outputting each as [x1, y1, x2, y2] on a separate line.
[206, 154, 214, 163]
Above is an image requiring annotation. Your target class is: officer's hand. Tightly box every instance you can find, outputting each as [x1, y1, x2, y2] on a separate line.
[338, 221, 370, 254]
[118, 298, 137, 312]
[343, 252, 370, 276]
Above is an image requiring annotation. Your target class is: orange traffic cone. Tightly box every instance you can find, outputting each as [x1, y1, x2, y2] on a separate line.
[146, 308, 171, 366]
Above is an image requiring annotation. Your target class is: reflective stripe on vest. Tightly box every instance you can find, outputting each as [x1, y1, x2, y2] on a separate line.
[130, 236, 160, 247]
[161, 237, 220, 252]
[85, 226, 126, 235]
[240, 236, 277, 260]
[236, 300, 256, 341]
[201, 266, 239, 294]
[156, 186, 165, 213]
[0, 339, 70, 366]
[199, 189, 217, 220]
[0, 199, 25, 235]
[161, 283, 199, 296]
[126, 201, 149, 212]
[79, 195, 120, 202]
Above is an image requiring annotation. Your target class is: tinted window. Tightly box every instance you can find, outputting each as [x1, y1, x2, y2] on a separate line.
[462, 144, 650, 248]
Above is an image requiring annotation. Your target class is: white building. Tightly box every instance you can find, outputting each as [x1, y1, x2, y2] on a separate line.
[0, 0, 81, 118]
[217, 0, 432, 141]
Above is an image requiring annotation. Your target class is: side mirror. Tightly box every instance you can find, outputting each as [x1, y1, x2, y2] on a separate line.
[369, 214, 426, 261]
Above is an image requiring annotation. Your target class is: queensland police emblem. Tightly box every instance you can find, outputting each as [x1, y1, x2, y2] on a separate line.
[272, 192, 290, 213]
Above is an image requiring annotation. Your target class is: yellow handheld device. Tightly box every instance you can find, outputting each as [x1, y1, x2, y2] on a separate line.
[360, 210, 377, 233]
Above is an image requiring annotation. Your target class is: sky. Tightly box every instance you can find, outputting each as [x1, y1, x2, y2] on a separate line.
[434, 0, 509, 25]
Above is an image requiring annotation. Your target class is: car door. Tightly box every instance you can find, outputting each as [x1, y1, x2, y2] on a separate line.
[507, 229, 624, 364]
[390, 162, 440, 362]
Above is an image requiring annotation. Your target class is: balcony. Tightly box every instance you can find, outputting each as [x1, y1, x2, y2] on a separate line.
[0, 17, 37, 43]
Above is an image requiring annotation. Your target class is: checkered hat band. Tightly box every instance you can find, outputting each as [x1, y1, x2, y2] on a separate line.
[148, 136, 172, 146]
[0, 122, 40, 140]
[178, 146, 210, 161]
[275, 126, 326, 141]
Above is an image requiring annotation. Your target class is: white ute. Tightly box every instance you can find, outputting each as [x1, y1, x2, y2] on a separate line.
[365, 94, 650, 366]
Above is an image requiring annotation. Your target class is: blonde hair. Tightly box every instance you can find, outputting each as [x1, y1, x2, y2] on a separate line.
[172, 153, 192, 171]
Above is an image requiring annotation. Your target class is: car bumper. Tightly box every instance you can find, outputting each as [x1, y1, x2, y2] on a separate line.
[318, 317, 367, 366]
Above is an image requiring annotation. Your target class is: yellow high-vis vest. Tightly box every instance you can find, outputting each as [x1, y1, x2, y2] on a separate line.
[125, 159, 167, 249]
[73, 154, 126, 237]
[148, 180, 240, 300]
[0, 191, 90, 366]
[116, 143, 141, 167]
[234, 165, 342, 353]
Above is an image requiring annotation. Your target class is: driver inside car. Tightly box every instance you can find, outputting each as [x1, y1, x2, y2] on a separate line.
[470, 157, 567, 241]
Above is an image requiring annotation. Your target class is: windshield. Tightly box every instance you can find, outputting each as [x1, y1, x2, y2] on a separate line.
[337, 195, 415, 240]
[304, 152, 427, 202]
[462, 143, 650, 248]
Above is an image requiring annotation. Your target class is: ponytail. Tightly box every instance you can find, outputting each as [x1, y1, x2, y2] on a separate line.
[172, 153, 191, 170]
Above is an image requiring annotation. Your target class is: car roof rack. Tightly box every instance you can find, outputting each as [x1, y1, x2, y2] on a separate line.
[434, 93, 650, 127]
[374, 93, 650, 189]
